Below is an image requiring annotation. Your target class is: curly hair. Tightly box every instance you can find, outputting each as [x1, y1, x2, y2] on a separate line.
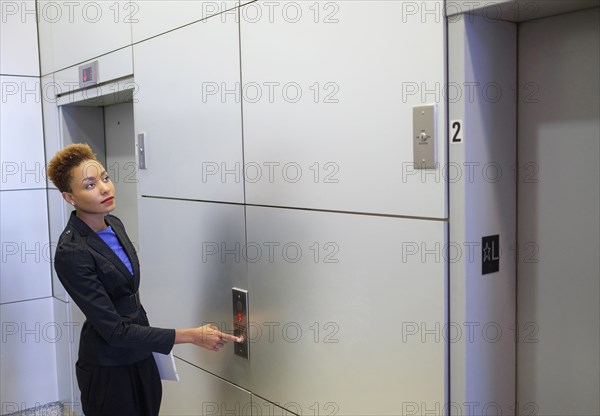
[47, 143, 98, 193]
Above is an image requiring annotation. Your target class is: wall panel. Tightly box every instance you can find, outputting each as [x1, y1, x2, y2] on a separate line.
[137, 197, 248, 388]
[0, 298, 58, 414]
[37, 0, 132, 75]
[240, 0, 447, 218]
[160, 357, 251, 416]
[0, 189, 52, 303]
[133, 16, 244, 203]
[0, 0, 39, 76]
[0, 76, 45, 191]
[246, 206, 446, 415]
[132, 0, 240, 43]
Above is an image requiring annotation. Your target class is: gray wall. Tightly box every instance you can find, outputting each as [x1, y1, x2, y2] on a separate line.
[518, 7, 600, 415]
[0, 0, 61, 413]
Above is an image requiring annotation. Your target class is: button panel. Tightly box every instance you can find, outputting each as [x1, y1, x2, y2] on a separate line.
[232, 288, 249, 359]
[413, 104, 437, 169]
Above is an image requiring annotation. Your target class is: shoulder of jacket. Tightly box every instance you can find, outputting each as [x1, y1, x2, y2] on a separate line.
[106, 214, 124, 227]
[56, 225, 88, 256]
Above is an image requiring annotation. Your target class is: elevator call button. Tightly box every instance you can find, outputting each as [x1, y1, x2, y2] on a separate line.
[232, 288, 249, 359]
[413, 104, 437, 169]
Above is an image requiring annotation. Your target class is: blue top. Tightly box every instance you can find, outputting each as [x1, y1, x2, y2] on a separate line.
[97, 225, 133, 275]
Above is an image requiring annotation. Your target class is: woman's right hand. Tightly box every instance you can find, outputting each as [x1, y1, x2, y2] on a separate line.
[175, 324, 241, 351]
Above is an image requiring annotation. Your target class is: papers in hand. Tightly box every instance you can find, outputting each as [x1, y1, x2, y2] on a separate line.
[153, 351, 179, 381]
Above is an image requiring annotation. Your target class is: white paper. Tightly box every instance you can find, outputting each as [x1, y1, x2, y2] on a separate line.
[153, 351, 179, 381]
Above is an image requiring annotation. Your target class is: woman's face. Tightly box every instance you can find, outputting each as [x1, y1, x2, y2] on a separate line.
[63, 159, 116, 215]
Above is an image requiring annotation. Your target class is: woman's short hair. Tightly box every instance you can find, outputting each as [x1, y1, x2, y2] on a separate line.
[47, 143, 97, 193]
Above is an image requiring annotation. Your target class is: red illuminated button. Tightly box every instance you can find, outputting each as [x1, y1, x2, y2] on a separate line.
[236, 313, 244, 323]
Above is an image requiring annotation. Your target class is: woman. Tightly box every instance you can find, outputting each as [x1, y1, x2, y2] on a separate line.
[47, 143, 239, 415]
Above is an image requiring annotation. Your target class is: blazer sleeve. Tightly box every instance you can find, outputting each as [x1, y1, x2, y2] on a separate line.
[55, 245, 176, 354]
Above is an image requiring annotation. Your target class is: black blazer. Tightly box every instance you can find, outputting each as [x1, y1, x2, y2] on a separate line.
[54, 211, 175, 366]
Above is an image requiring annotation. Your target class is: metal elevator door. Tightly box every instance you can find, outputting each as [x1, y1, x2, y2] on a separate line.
[104, 102, 139, 248]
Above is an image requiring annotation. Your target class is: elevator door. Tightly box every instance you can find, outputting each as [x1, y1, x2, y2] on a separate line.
[517, 8, 600, 415]
[104, 102, 139, 247]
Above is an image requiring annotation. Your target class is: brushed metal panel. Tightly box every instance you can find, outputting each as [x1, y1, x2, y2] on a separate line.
[137, 197, 249, 388]
[133, 16, 244, 203]
[241, 0, 447, 218]
[0, 189, 52, 303]
[0, 298, 58, 411]
[160, 357, 251, 416]
[0, 76, 45, 191]
[136, 133, 146, 170]
[413, 104, 437, 169]
[251, 395, 301, 416]
[246, 206, 446, 415]
[104, 103, 139, 247]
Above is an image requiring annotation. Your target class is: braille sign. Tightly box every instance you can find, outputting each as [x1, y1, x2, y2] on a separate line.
[482, 235, 500, 275]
